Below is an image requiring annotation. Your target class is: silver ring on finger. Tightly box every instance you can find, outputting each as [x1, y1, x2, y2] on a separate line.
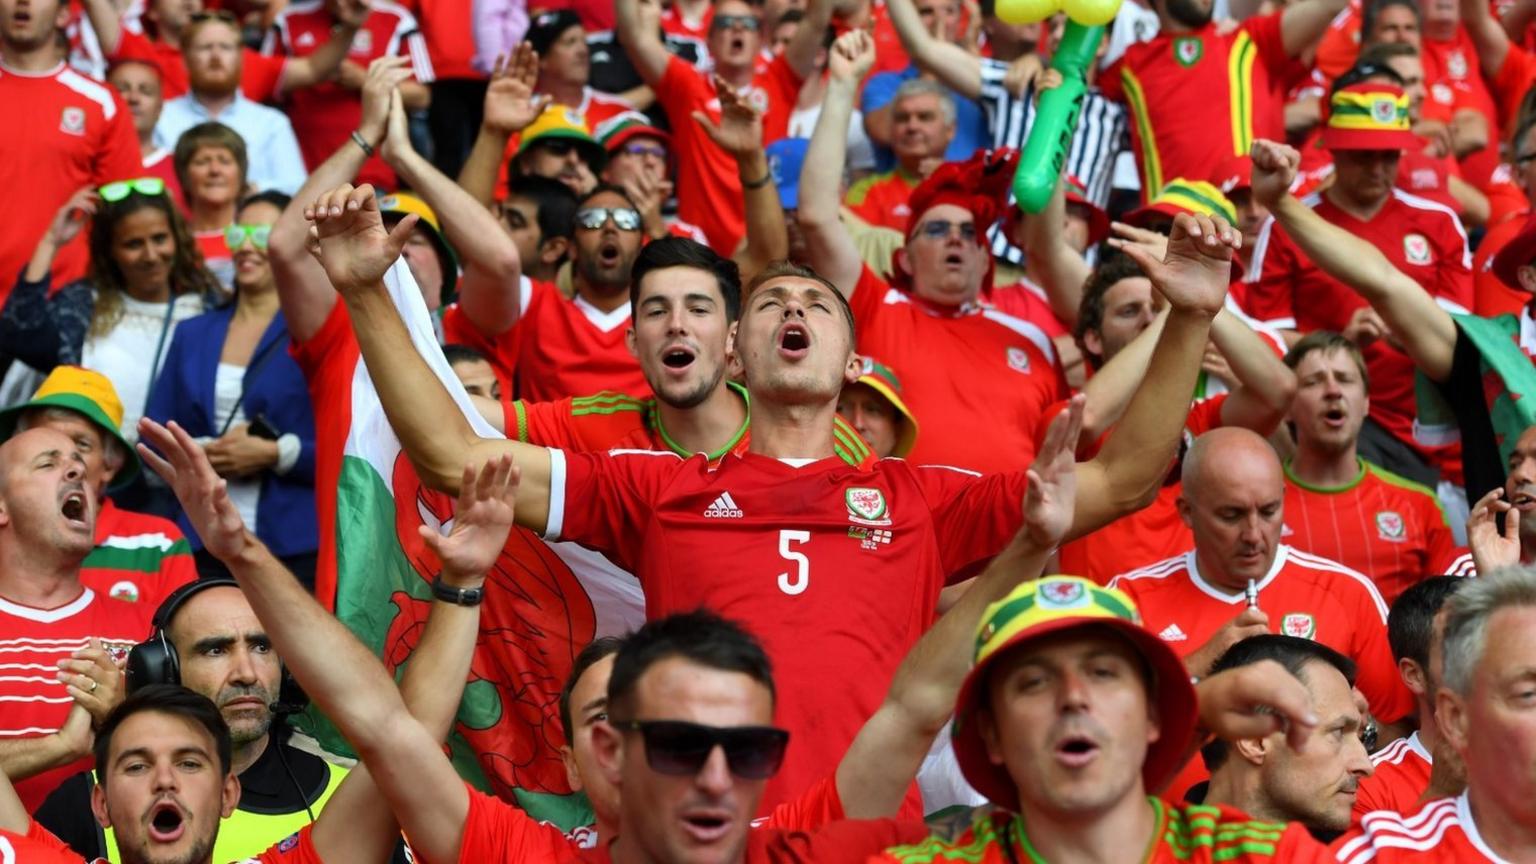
[87, 677, 99, 694]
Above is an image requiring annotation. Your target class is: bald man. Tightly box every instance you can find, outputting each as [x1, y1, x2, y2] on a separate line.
[1111, 428, 1412, 739]
[0, 428, 151, 811]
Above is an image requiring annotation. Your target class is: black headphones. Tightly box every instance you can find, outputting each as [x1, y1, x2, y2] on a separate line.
[126, 577, 308, 716]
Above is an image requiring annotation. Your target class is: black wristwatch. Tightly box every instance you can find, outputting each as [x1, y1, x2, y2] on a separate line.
[431, 575, 484, 606]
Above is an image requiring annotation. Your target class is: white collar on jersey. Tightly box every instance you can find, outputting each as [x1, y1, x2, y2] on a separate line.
[0, 588, 95, 623]
[1184, 545, 1290, 604]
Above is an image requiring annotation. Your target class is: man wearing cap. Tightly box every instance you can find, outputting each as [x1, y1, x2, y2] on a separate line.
[511, 104, 607, 197]
[0, 366, 196, 613]
[596, 111, 708, 244]
[801, 31, 1069, 474]
[837, 358, 919, 459]
[1246, 82, 1472, 491]
[873, 576, 1333, 863]
[843, 79, 956, 233]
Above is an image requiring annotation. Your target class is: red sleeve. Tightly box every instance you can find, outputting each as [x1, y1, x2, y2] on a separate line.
[1187, 393, 1229, 436]
[109, 28, 153, 61]
[95, 89, 146, 185]
[240, 49, 287, 101]
[1351, 774, 1395, 825]
[442, 784, 575, 864]
[1245, 219, 1299, 328]
[546, 448, 684, 573]
[917, 465, 1029, 581]
[1275, 821, 1337, 862]
[513, 395, 648, 451]
[1432, 213, 1473, 312]
[289, 299, 349, 377]
[756, 773, 845, 832]
[1491, 42, 1536, 129]
[1240, 12, 1290, 78]
[254, 825, 326, 864]
[1349, 586, 1415, 723]
[772, 818, 929, 859]
[850, 264, 889, 330]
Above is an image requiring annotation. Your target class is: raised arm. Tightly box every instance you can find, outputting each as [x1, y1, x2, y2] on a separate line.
[134, 420, 509, 864]
[305, 182, 553, 522]
[833, 398, 1081, 818]
[1279, 0, 1352, 58]
[272, 57, 411, 342]
[694, 75, 788, 277]
[1071, 213, 1238, 535]
[783, 0, 835, 81]
[458, 44, 548, 208]
[615, 0, 672, 87]
[1462, 0, 1513, 75]
[380, 89, 525, 336]
[276, 0, 367, 93]
[799, 29, 875, 297]
[1250, 139, 1457, 381]
[1022, 177, 1092, 328]
[884, 0, 983, 99]
[1208, 309, 1298, 433]
[79, 0, 121, 55]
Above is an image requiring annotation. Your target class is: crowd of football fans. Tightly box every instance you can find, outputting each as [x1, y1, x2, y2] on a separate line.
[6, 0, 1536, 859]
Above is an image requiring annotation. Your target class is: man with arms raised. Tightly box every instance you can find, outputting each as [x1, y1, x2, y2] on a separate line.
[301, 170, 1238, 811]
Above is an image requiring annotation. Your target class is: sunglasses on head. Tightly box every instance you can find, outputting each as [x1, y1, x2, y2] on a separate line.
[224, 223, 271, 251]
[575, 206, 642, 231]
[99, 177, 167, 202]
[917, 219, 977, 241]
[611, 719, 789, 780]
[711, 13, 761, 31]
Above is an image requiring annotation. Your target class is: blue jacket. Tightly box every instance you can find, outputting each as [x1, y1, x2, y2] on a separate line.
[147, 307, 318, 557]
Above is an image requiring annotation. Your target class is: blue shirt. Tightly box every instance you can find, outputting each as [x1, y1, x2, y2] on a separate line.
[861, 65, 988, 171]
[155, 92, 307, 195]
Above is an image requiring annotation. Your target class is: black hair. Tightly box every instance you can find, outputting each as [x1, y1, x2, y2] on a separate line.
[578, 182, 638, 211]
[94, 685, 233, 789]
[1201, 636, 1356, 771]
[1334, 58, 1405, 94]
[1361, 0, 1421, 44]
[238, 190, 292, 213]
[629, 236, 743, 322]
[1074, 251, 1148, 369]
[559, 636, 626, 740]
[744, 260, 856, 344]
[442, 344, 491, 368]
[505, 174, 579, 242]
[606, 610, 775, 720]
[1388, 576, 1465, 667]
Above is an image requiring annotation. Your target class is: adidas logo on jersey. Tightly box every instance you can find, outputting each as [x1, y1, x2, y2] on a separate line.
[1158, 623, 1188, 642]
[704, 492, 743, 518]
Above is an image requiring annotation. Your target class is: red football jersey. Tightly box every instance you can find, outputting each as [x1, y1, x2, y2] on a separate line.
[6, 818, 327, 864]
[1110, 545, 1413, 724]
[658, 54, 802, 254]
[1335, 794, 1506, 863]
[844, 169, 921, 233]
[1100, 14, 1289, 202]
[501, 279, 648, 403]
[1470, 208, 1531, 319]
[0, 588, 156, 810]
[0, 62, 141, 304]
[1245, 189, 1472, 464]
[547, 445, 1029, 810]
[1351, 732, 1433, 825]
[512, 384, 753, 463]
[455, 784, 589, 862]
[289, 301, 357, 600]
[266, 0, 433, 189]
[569, 819, 926, 864]
[80, 498, 197, 611]
[851, 266, 1068, 473]
[984, 281, 1068, 339]
[1282, 459, 1462, 605]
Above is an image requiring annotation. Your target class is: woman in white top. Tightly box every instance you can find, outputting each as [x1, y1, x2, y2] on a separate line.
[0, 177, 222, 445]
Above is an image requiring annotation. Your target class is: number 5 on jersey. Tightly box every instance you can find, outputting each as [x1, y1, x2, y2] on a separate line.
[777, 530, 810, 595]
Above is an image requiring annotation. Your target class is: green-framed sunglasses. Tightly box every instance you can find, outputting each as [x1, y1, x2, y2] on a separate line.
[99, 177, 167, 202]
[224, 224, 272, 252]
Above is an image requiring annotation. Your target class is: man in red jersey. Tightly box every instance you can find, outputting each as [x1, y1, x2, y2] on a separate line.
[1097, 0, 1346, 200]
[1247, 84, 1472, 489]
[614, 0, 831, 254]
[0, 0, 141, 301]
[843, 79, 955, 233]
[0, 366, 195, 613]
[873, 577, 1335, 863]
[0, 427, 152, 813]
[1280, 332, 1463, 604]
[1111, 428, 1413, 732]
[800, 30, 1068, 474]
[1350, 576, 1465, 824]
[1333, 567, 1536, 862]
[303, 161, 1238, 810]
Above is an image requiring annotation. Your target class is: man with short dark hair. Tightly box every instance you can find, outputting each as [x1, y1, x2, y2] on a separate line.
[498, 175, 577, 284]
[1201, 635, 1372, 835]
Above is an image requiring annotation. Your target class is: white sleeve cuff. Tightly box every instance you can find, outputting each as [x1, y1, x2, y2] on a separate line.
[274, 433, 301, 474]
[543, 448, 566, 541]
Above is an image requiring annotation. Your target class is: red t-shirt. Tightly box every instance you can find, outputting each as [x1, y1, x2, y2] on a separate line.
[1110, 545, 1413, 724]
[1351, 732, 1433, 826]
[850, 266, 1068, 473]
[546, 445, 1027, 811]
[1335, 794, 1506, 862]
[0, 62, 141, 304]
[844, 169, 921, 233]
[288, 300, 354, 601]
[142, 147, 187, 215]
[569, 818, 927, 863]
[1245, 189, 1472, 463]
[1100, 14, 1289, 202]
[110, 30, 286, 102]
[0, 588, 155, 811]
[501, 278, 649, 403]
[1282, 459, 1463, 605]
[511, 384, 753, 462]
[266, 0, 433, 189]
[658, 53, 802, 254]
[1421, 30, 1501, 185]
[80, 497, 197, 611]
[5, 818, 324, 863]
[984, 280, 1068, 338]
[1471, 207, 1532, 319]
[394, 0, 480, 79]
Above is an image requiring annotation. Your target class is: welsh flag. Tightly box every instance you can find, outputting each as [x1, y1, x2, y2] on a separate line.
[296, 260, 643, 832]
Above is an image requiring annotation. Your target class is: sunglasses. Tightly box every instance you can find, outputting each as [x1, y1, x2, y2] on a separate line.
[224, 224, 272, 251]
[917, 219, 977, 241]
[711, 14, 761, 31]
[611, 719, 789, 780]
[538, 139, 582, 157]
[575, 206, 642, 231]
[99, 177, 167, 202]
[621, 142, 668, 160]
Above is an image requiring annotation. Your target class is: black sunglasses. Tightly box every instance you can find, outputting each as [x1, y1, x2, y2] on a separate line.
[711, 13, 761, 31]
[611, 719, 789, 779]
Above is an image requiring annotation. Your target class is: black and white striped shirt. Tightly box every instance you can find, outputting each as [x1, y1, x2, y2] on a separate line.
[977, 58, 1128, 264]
